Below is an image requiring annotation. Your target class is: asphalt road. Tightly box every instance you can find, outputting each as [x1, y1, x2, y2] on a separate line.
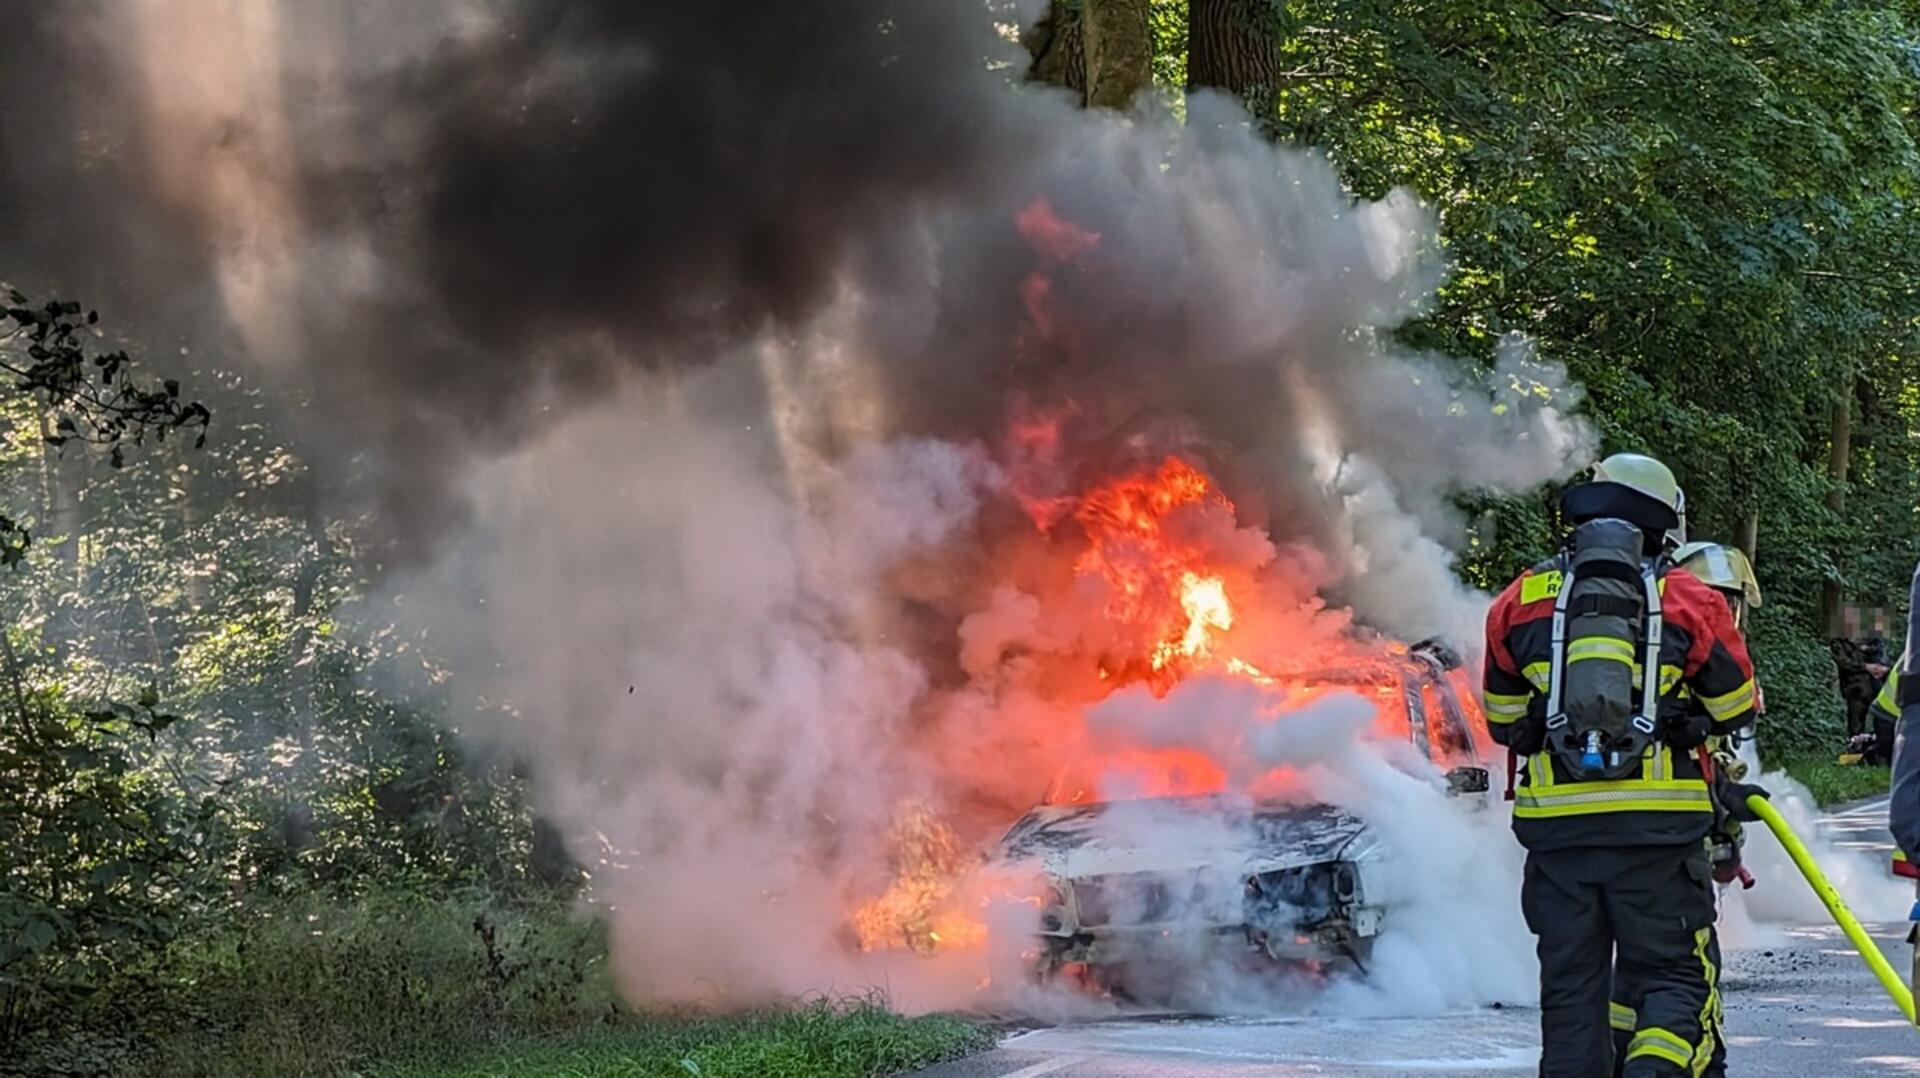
[916, 796, 1920, 1078]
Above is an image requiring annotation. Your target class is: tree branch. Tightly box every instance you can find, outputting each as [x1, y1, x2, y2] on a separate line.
[1540, 3, 1665, 39]
[1801, 268, 1920, 292]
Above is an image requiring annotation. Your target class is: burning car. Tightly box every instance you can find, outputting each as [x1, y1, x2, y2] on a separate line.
[985, 640, 1489, 989]
[845, 454, 1495, 996]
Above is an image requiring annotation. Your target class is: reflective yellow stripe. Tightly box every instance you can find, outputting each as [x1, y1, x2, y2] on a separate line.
[1518, 778, 1708, 799]
[1567, 637, 1637, 665]
[1700, 679, 1756, 722]
[1529, 752, 1555, 791]
[1621, 662, 1684, 693]
[1876, 672, 1901, 714]
[1644, 744, 1671, 782]
[1516, 797, 1714, 818]
[1692, 926, 1719, 1076]
[1610, 1001, 1638, 1031]
[1513, 778, 1712, 818]
[1525, 653, 1676, 686]
[1484, 691, 1530, 724]
[1627, 1027, 1693, 1068]
[1520, 570, 1564, 604]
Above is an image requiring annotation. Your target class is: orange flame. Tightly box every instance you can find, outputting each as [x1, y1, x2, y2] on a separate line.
[1063, 457, 1254, 692]
[850, 804, 987, 954]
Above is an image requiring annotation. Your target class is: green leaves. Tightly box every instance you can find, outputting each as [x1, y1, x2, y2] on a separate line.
[20, 918, 58, 955]
[82, 688, 182, 739]
[0, 513, 29, 570]
[1236, 0, 1920, 749]
[0, 293, 213, 562]
[1, 292, 211, 456]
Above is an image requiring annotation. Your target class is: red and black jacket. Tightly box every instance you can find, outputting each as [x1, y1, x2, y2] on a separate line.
[1483, 555, 1758, 851]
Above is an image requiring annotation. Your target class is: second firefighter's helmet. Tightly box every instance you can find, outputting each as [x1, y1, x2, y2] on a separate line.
[1674, 540, 1762, 628]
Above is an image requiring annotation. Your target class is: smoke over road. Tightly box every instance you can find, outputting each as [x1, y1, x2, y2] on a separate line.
[3, 0, 1593, 1011]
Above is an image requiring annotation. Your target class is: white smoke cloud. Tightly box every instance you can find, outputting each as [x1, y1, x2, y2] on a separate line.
[370, 81, 1594, 1014]
[385, 372, 1008, 1004]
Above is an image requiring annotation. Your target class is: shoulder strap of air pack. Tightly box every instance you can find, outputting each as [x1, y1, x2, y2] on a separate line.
[1544, 566, 1574, 727]
[1634, 562, 1662, 734]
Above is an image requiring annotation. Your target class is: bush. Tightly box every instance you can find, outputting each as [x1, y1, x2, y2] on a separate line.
[1747, 603, 1847, 766]
[9, 888, 993, 1077]
[10, 889, 621, 1077]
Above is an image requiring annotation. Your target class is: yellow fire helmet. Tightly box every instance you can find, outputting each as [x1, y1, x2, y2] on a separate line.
[1674, 540, 1762, 610]
[1562, 452, 1684, 534]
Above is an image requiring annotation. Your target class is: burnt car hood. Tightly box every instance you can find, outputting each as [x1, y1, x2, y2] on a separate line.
[991, 795, 1380, 879]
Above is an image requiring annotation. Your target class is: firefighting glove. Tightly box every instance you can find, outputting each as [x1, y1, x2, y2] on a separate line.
[1661, 711, 1711, 751]
[1725, 781, 1771, 823]
[1507, 716, 1546, 756]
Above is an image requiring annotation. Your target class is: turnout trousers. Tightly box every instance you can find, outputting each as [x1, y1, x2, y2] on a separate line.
[1610, 926, 1725, 1078]
[1521, 844, 1720, 1078]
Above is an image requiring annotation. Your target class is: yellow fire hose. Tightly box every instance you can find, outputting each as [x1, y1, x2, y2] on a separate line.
[1744, 793, 1918, 1025]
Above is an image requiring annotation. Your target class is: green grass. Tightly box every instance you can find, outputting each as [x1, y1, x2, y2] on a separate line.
[382, 1001, 993, 1078]
[1780, 755, 1892, 807]
[131, 890, 625, 1076]
[12, 889, 989, 1077]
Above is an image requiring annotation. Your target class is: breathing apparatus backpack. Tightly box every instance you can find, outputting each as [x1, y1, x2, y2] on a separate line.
[1543, 517, 1666, 781]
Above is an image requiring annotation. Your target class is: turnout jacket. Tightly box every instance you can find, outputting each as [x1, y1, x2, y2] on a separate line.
[1873, 667, 1907, 729]
[1483, 557, 1758, 852]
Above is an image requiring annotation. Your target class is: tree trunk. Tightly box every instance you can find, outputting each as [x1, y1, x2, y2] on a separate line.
[1083, 0, 1152, 109]
[171, 433, 210, 612]
[38, 412, 83, 653]
[1736, 508, 1759, 565]
[0, 627, 35, 738]
[1188, 0, 1278, 105]
[1026, 2, 1087, 99]
[1821, 379, 1855, 636]
[38, 413, 80, 578]
[287, 504, 330, 737]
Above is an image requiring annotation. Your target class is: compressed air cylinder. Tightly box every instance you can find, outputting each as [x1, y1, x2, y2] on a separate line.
[1560, 519, 1647, 764]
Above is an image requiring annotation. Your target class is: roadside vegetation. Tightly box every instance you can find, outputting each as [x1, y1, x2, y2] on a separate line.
[1780, 758, 1893, 808]
[385, 1004, 991, 1078]
[15, 889, 984, 1078]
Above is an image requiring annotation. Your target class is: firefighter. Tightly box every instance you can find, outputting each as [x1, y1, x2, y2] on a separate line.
[1870, 646, 1906, 766]
[1672, 542, 1761, 634]
[1608, 539, 1761, 1077]
[1484, 453, 1760, 1078]
[1884, 564, 1919, 948]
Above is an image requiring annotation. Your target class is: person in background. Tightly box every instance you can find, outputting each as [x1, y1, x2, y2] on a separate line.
[1837, 606, 1895, 761]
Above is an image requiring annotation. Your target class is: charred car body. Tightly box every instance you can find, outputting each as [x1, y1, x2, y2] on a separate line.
[989, 640, 1488, 986]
